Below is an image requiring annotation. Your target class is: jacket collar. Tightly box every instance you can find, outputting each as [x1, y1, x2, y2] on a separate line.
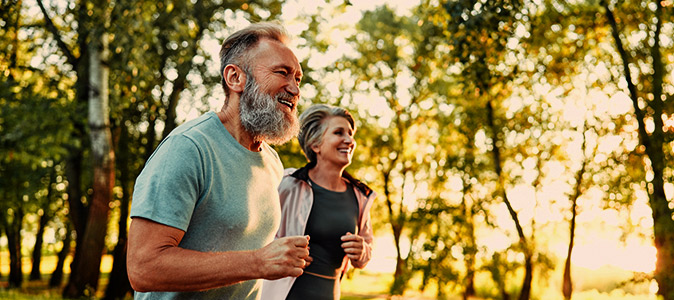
[290, 163, 373, 197]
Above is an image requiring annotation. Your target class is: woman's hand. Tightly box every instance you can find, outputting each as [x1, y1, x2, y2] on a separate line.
[341, 232, 365, 263]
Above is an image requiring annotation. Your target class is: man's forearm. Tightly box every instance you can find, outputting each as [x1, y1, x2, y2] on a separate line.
[128, 246, 261, 292]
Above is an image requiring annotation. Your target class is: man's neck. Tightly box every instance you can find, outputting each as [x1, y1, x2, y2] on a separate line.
[217, 105, 263, 152]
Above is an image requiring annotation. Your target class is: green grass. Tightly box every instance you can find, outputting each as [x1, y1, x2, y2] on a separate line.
[0, 290, 62, 300]
[0, 274, 74, 300]
[0, 253, 663, 300]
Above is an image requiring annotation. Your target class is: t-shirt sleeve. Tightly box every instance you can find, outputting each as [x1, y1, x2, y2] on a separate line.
[130, 134, 204, 232]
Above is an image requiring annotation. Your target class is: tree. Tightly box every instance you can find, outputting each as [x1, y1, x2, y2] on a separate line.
[425, 92, 494, 300]
[601, 1, 674, 297]
[1, 0, 71, 288]
[528, 0, 673, 297]
[36, 0, 94, 294]
[49, 215, 73, 287]
[63, 0, 115, 295]
[338, 5, 452, 295]
[29, 164, 63, 281]
[434, 1, 538, 298]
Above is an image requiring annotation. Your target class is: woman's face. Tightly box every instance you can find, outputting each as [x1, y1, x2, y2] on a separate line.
[312, 116, 356, 168]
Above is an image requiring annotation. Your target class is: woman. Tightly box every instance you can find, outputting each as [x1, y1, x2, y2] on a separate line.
[261, 104, 376, 300]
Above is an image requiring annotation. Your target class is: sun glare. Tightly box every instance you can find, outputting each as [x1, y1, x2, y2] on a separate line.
[570, 239, 656, 272]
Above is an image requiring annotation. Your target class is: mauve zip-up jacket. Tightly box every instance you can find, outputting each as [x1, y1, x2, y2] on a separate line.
[260, 164, 377, 300]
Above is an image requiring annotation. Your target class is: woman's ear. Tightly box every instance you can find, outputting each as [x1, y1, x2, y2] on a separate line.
[311, 142, 321, 154]
[222, 64, 246, 93]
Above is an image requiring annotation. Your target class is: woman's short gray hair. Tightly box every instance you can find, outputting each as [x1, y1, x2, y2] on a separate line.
[298, 104, 356, 165]
[219, 22, 289, 96]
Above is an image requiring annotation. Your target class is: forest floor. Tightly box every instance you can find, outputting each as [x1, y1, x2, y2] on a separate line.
[0, 253, 662, 300]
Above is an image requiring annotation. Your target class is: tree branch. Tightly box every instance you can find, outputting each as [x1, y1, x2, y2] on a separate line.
[649, 0, 664, 137]
[601, 0, 652, 151]
[36, 0, 78, 67]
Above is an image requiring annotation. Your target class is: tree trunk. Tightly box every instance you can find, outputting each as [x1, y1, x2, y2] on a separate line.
[63, 151, 88, 294]
[31, 169, 54, 281]
[50, 222, 72, 287]
[3, 208, 25, 288]
[30, 212, 50, 280]
[489, 253, 510, 300]
[36, 0, 91, 294]
[104, 123, 133, 300]
[103, 238, 131, 300]
[462, 204, 476, 300]
[383, 168, 408, 296]
[486, 100, 532, 300]
[602, 2, 674, 298]
[388, 203, 407, 294]
[460, 172, 476, 300]
[160, 1, 210, 141]
[64, 27, 115, 298]
[562, 191, 579, 300]
[563, 126, 589, 300]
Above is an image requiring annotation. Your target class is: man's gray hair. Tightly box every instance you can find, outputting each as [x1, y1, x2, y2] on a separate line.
[298, 104, 356, 165]
[219, 22, 289, 96]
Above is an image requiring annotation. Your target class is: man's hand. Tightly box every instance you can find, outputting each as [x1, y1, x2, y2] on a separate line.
[341, 232, 365, 262]
[255, 236, 310, 280]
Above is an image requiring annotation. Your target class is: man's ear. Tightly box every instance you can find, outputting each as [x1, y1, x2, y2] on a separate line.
[223, 64, 246, 93]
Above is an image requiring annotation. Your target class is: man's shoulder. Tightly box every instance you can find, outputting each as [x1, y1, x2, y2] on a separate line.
[166, 112, 236, 151]
[170, 112, 219, 137]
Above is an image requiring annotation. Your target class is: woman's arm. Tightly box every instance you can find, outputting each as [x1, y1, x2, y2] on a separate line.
[341, 231, 372, 269]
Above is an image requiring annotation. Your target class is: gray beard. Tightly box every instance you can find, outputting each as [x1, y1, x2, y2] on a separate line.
[239, 74, 299, 145]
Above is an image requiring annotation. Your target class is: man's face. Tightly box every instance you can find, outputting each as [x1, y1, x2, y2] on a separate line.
[239, 73, 299, 145]
[239, 39, 303, 145]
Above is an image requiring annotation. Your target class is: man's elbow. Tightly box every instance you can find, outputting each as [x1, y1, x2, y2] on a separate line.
[127, 254, 157, 293]
[127, 263, 150, 292]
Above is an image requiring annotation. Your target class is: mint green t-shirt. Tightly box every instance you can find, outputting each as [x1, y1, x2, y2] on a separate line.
[130, 111, 283, 300]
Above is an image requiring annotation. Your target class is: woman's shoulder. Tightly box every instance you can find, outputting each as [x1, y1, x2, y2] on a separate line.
[279, 168, 307, 191]
[283, 168, 298, 177]
[343, 172, 375, 198]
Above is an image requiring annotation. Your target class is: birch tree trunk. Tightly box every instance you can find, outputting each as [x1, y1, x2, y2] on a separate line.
[64, 24, 115, 297]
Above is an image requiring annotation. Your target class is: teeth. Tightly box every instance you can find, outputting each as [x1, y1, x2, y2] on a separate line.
[278, 99, 293, 108]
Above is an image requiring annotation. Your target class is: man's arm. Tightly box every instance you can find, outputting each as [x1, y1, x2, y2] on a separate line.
[127, 217, 309, 292]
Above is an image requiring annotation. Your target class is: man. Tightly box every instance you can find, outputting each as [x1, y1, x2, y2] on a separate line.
[127, 22, 310, 299]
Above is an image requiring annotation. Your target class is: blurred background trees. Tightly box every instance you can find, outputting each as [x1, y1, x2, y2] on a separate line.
[1, 0, 672, 299]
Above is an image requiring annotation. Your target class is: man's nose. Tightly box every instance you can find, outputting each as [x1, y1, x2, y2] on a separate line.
[286, 79, 300, 97]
